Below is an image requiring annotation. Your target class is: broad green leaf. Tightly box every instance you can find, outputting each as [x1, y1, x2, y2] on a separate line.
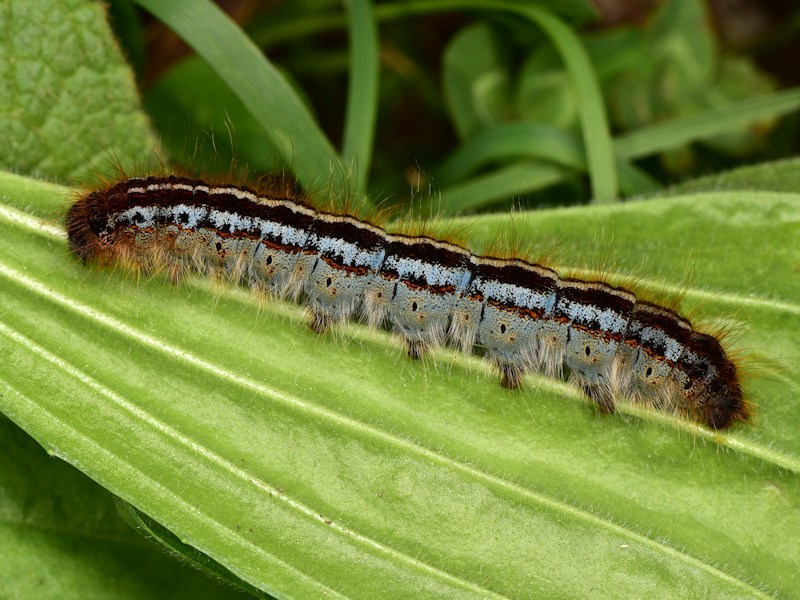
[0, 0, 156, 181]
[664, 156, 800, 196]
[1, 169, 799, 598]
[0, 414, 253, 599]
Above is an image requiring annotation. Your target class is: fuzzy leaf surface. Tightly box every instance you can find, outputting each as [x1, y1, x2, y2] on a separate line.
[0, 170, 798, 598]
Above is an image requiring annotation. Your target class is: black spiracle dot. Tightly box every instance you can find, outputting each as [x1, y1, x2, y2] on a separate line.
[215, 241, 223, 252]
[411, 301, 418, 311]
[684, 380, 693, 390]
[326, 277, 332, 287]
[266, 255, 273, 265]
[585, 346, 591, 356]
[500, 324, 506, 334]
[646, 367, 653, 377]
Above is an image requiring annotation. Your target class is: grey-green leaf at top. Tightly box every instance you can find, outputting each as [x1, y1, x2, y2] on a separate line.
[0, 0, 156, 182]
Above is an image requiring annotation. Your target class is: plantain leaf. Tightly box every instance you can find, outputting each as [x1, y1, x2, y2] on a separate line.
[1, 169, 798, 598]
[2, 1, 799, 597]
[0, 413, 249, 600]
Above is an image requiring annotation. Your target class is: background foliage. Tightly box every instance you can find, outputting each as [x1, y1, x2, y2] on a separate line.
[1, 0, 800, 598]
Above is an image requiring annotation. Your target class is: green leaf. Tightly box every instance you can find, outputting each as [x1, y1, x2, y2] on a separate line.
[516, 47, 579, 130]
[610, 0, 716, 130]
[434, 122, 659, 205]
[668, 156, 800, 196]
[341, 0, 380, 194]
[614, 88, 800, 161]
[2, 168, 799, 598]
[0, 415, 252, 599]
[115, 498, 277, 599]
[0, 0, 156, 181]
[442, 22, 511, 140]
[144, 56, 294, 175]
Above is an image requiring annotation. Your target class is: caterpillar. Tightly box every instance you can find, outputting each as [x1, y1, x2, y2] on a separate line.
[66, 174, 750, 430]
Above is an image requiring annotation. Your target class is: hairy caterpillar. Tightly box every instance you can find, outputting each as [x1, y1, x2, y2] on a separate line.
[66, 174, 750, 430]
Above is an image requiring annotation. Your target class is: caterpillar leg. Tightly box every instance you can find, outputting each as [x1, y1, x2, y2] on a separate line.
[499, 362, 523, 389]
[583, 383, 616, 414]
[406, 339, 426, 360]
[309, 310, 333, 334]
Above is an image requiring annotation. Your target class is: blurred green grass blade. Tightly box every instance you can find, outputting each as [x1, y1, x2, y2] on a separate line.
[438, 160, 574, 212]
[132, 0, 342, 191]
[249, 0, 598, 47]
[435, 123, 657, 208]
[376, 0, 599, 24]
[250, 11, 347, 49]
[342, 0, 380, 195]
[503, 2, 617, 203]
[615, 88, 800, 160]
[437, 123, 585, 184]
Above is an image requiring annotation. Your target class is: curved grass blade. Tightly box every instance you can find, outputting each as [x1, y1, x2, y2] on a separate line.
[437, 160, 574, 212]
[342, 0, 380, 196]
[435, 123, 658, 209]
[436, 123, 585, 184]
[615, 87, 800, 160]
[132, 0, 343, 192]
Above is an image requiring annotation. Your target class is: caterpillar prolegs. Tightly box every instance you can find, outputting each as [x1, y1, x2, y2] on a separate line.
[66, 175, 750, 430]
